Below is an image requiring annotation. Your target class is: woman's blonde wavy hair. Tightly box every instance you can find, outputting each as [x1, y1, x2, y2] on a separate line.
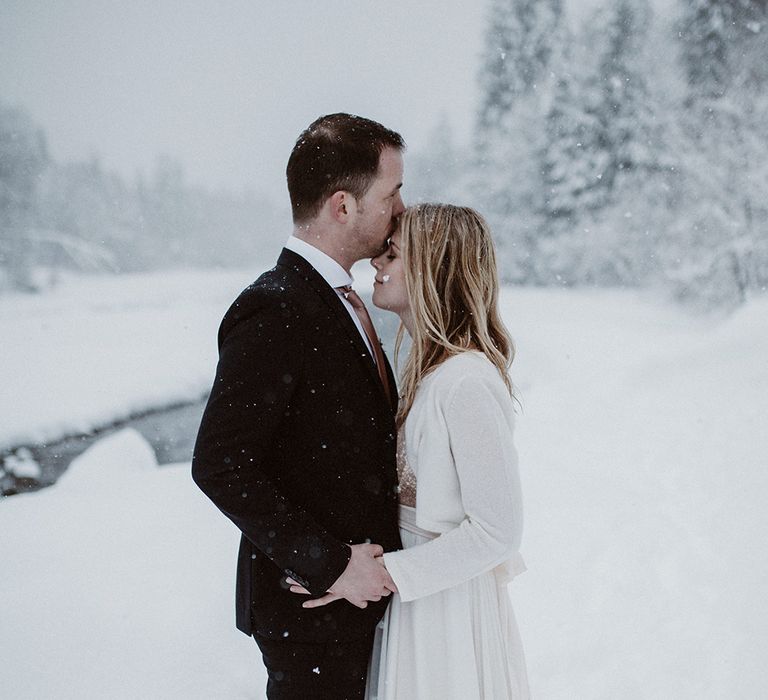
[395, 203, 515, 426]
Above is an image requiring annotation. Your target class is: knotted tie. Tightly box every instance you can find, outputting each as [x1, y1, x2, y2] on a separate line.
[336, 285, 393, 407]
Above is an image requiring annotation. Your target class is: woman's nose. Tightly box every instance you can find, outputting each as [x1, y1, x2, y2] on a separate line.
[371, 256, 382, 270]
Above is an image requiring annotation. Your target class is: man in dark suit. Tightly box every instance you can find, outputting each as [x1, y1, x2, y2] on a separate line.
[192, 113, 405, 699]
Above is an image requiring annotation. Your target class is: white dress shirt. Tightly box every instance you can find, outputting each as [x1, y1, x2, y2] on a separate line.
[284, 235, 376, 359]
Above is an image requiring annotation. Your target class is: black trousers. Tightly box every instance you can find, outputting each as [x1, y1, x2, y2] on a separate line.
[254, 632, 375, 700]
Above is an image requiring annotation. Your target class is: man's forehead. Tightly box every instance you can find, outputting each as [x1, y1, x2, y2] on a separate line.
[378, 147, 404, 173]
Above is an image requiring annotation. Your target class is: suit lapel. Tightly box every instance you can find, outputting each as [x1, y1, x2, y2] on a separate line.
[276, 248, 396, 415]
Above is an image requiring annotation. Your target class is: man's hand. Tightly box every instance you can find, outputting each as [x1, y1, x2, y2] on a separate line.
[288, 543, 397, 609]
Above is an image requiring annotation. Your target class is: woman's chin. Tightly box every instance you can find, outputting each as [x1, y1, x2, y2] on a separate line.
[372, 289, 403, 316]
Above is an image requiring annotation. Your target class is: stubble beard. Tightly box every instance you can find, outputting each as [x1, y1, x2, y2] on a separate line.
[351, 211, 393, 262]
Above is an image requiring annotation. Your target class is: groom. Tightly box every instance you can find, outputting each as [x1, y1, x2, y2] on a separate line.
[192, 113, 405, 699]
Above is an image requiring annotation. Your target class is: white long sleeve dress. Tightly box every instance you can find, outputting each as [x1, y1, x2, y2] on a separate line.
[366, 351, 530, 700]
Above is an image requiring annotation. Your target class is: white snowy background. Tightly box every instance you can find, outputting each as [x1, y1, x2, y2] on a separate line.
[2, 0, 767, 698]
[1, 270, 766, 698]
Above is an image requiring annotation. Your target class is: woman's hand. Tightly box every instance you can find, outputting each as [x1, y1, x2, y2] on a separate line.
[286, 578, 345, 608]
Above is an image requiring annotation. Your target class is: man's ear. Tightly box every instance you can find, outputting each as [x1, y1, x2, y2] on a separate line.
[328, 190, 356, 223]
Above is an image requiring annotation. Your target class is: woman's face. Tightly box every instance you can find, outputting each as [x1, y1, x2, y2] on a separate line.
[371, 230, 409, 318]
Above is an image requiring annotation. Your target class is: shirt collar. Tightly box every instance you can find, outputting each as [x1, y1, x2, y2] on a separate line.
[285, 235, 353, 289]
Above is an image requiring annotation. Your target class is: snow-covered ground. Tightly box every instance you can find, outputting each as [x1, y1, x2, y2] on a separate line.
[0, 268, 259, 452]
[508, 289, 768, 699]
[0, 429, 259, 698]
[1, 272, 767, 698]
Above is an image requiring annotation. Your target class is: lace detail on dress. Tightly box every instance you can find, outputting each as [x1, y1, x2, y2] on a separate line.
[396, 429, 417, 507]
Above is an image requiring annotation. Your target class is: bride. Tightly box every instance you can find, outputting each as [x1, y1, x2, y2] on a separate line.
[296, 203, 530, 699]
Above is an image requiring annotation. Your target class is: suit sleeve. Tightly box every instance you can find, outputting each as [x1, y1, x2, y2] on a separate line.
[382, 374, 523, 602]
[191, 294, 351, 596]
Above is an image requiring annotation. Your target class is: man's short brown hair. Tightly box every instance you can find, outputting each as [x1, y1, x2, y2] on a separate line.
[286, 113, 405, 223]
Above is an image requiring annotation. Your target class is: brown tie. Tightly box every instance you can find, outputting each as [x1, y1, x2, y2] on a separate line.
[337, 285, 393, 407]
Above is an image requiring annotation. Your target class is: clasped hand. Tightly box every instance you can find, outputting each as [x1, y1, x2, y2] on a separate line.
[287, 542, 397, 609]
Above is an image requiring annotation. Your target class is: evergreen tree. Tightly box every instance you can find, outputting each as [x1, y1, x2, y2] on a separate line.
[541, 55, 610, 223]
[540, 0, 669, 285]
[673, 0, 768, 302]
[0, 102, 49, 290]
[680, 0, 734, 98]
[474, 0, 565, 283]
[476, 0, 563, 149]
[597, 0, 674, 284]
[597, 0, 659, 190]
[679, 0, 768, 99]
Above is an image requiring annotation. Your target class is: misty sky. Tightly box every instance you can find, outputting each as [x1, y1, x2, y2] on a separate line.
[1, 0, 604, 202]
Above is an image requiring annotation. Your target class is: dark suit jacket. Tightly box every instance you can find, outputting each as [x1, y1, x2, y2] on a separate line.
[192, 248, 402, 643]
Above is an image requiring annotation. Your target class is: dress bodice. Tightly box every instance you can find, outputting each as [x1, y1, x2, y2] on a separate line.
[396, 428, 417, 507]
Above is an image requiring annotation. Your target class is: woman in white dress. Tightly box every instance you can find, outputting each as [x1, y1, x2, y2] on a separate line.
[297, 204, 530, 699]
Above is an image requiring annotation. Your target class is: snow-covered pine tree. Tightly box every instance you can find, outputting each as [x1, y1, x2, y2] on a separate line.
[474, 0, 564, 283]
[593, 0, 673, 284]
[541, 42, 610, 229]
[476, 0, 563, 149]
[541, 0, 670, 286]
[539, 54, 614, 285]
[596, 0, 659, 192]
[0, 102, 48, 291]
[679, 0, 735, 99]
[673, 0, 768, 305]
[679, 0, 768, 99]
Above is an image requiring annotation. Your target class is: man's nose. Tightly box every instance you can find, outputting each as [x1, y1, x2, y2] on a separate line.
[393, 193, 405, 217]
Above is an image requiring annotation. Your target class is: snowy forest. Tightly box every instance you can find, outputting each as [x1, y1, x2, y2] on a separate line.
[3, 3, 768, 697]
[0, 111, 283, 291]
[2, 0, 768, 310]
[409, 0, 768, 309]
